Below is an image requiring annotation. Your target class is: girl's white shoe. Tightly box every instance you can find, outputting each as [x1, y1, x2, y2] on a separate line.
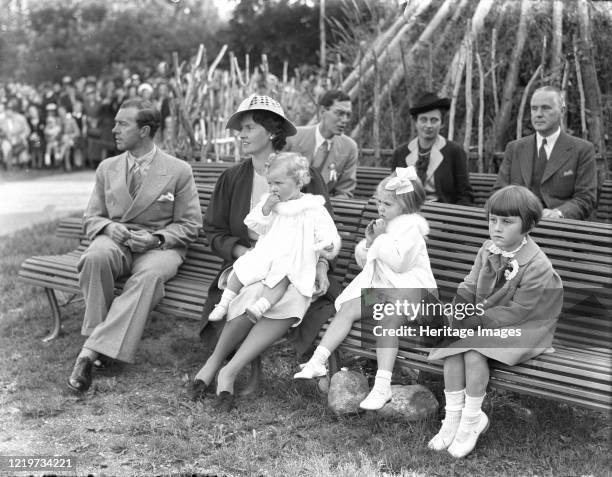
[447, 411, 489, 458]
[359, 386, 392, 410]
[428, 416, 461, 451]
[293, 361, 326, 379]
[208, 305, 227, 322]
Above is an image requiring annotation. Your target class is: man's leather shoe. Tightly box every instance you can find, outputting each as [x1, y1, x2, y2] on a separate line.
[66, 357, 93, 394]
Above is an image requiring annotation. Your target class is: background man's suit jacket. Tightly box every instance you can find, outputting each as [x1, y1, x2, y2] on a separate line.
[493, 131, 597, 220]
[84, 149, 202, 257]
[285, 124, 358, 198]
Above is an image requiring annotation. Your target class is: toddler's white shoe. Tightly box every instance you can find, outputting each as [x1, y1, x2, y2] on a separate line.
[359, 386, 392, 410]
[447, 411, 489, 458]
[208, 305, 227, 322]
[293, 361, 326, 380]
[428, 417, 461, 451]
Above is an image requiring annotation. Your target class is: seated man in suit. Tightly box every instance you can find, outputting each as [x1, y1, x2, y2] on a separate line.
[67, 98, 202, 393]
[285, 90, 358, 198]
[493, 86, 597, 220]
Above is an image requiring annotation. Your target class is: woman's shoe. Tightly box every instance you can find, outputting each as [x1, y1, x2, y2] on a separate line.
[293, 361, 326, 380]
[447, 411, 490, 458]
[213, 391, 235, 412]
[359, 386, 392, 410]
[189, 379, 211, 401]
[66, 357, 93, 394]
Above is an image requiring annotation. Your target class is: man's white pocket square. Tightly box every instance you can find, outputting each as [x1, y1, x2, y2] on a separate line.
[563, 170, 574, 177]
[157, 192, 175, 202]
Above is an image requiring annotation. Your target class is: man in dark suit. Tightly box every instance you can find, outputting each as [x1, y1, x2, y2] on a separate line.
[493, 86, 597, 220]
[67, 98, 202, 393]
[285, 90, 358, 198]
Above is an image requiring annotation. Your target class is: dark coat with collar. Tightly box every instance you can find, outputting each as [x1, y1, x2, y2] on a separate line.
[199, 159, 342, 355]
[390, 136, 473, 205]
[493, 131, 597, 220]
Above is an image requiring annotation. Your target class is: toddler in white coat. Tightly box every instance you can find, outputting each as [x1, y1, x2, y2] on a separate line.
[208, 152, 341, 322]
[295, 166, 437, 411]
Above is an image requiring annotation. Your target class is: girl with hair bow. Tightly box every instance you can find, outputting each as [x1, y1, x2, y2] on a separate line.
[295, 167, 438, 411]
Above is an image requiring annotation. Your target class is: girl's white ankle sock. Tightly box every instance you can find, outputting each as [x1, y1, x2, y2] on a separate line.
[311, 346, 331, 366]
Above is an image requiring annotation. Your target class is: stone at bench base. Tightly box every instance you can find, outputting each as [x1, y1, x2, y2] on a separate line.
[327, 368, 369, 414]
[377, 384, 439, 422]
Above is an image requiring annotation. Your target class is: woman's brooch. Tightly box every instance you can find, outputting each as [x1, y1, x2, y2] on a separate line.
[504, 259, 519, 281]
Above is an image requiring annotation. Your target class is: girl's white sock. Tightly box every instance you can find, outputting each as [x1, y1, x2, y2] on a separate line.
[311, 346, 331, 366]
[461, 392, 486, 424]
[218, 289, 237, 309]
[373, 369, 392, 390]
[249, 297, 271, 316]
[428, 389, 465, 451]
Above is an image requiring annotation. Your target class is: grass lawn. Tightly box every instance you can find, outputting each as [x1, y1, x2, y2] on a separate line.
[0, 220, 610, 476]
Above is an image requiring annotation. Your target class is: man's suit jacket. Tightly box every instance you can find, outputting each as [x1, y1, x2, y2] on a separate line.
[493, 131, 597, 220]
[84, 148, 202, 258]
[390, 135, 473, 205]
[285, 124, 358, 198]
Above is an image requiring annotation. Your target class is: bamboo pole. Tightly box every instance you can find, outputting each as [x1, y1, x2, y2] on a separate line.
[320, 0, 326, 69]
[490, 27, 499, 116]
[448, 31, 467, 142]
[493, 0, 530, 152]
[439, 0, 494, 98]
[347, 0, 433, 99]
[476, 52, 485, 173]
[561, 59, 569, 130]
[373, 53, 381, 164]
[463, 28, 473, 154]
[516, 64, 543, 139]
[352, 0, 457, 138]
[551, 0, 564, 87]
[573, 36, 588, 139]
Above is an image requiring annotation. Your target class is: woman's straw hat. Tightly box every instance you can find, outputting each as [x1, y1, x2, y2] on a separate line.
[225, 95, 297, 136]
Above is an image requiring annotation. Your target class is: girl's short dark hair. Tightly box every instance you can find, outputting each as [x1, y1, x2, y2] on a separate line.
[252, 110, 288, 151]
[485, 185, 543, 232]
[376, 174, 426, 214]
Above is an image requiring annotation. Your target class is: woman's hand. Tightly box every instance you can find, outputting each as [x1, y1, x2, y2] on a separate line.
[232, 243, 250, 259]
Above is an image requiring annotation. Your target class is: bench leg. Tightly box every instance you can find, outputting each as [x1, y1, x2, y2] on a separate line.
[42, 288, 62, 342]
[238, 356, 263, 397]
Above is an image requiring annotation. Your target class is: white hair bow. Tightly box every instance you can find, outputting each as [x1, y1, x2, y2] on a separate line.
[385, 166, 418, 195]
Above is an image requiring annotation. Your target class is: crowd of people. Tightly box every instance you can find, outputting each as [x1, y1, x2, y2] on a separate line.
[0, 69, 173, 171]
[43, 81, 597, 460]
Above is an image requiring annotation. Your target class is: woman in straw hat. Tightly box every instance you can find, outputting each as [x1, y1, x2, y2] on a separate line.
[192, 95, 341, 410]
[391, 92, 473, 205]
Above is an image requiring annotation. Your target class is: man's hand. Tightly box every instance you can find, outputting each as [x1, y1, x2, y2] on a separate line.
[103, 222, 132, 245]
[262, 193, 280, 216]
[313, 261, 330, 298]
[542, 208, 563, 219]
[127, 230, 160, 253]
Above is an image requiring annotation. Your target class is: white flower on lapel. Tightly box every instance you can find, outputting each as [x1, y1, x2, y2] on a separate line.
[504, 259, 519, 281]
[157, 192, 175, 202]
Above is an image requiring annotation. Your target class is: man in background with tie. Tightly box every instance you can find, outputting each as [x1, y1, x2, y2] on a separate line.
[285, 90, 358, 198]
[493, 86, 597, 220]
[67, 98, 202, 393]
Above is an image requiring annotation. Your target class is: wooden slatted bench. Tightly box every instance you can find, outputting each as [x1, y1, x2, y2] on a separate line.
[18, 181, 364, 343]
[19, 164, 611, 411]
[326, 199, 612, 412]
